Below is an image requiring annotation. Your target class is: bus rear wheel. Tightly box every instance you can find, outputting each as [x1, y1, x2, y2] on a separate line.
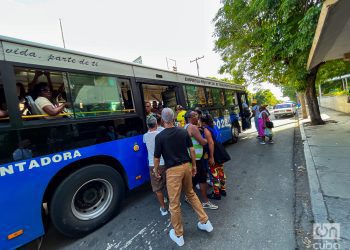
[49, 164, 125, 238]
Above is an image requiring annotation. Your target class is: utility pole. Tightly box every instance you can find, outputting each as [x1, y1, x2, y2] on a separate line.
[59, 18, 66, 48]
[190, 56, 204, 76]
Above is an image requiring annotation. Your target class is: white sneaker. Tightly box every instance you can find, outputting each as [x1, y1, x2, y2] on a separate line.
[160, 207, 168, 216]
[202, 201, 218, 210]
[169, 229, 184, 246]
[197, 220, 213, 232]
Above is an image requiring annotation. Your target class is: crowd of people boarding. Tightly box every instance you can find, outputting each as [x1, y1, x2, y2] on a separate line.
[142, 102, 232, 247]
[142, 101, 273, 246]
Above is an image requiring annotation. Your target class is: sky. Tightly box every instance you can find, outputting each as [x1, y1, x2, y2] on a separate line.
[0, 0, 284, 99]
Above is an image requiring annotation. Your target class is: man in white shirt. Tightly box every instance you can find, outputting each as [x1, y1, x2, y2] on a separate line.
[143, 116, 168, 216]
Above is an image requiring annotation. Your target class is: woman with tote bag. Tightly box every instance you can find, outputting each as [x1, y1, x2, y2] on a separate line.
[201, 114, 230, 200]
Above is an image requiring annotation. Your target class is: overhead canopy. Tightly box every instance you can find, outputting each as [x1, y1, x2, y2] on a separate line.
[307, 0, 350, 70]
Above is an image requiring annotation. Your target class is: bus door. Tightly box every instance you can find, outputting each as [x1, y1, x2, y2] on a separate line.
[237, 92, 250, 130]
[140, 83, 181, 119]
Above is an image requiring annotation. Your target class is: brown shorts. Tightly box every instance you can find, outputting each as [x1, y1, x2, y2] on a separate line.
[149, 166, 166, 192]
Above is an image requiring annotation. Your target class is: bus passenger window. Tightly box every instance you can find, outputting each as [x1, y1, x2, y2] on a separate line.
[14, 68, 71, 120]
[0, 78, 8, 120]
[206, 88, 214, 107]
[210, 88, 224, 107]
[184, 85, 206, 109]
[225, 90, 236, 107]
[69, 73, 134, 118]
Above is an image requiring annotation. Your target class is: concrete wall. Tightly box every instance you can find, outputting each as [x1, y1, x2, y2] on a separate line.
[319, 95, 350, 113]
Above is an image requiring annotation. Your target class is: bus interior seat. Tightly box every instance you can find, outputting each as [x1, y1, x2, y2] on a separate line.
[24, 95, 41, 115]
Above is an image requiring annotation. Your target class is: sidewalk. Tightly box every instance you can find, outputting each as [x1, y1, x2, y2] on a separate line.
[300, 108, 350, 248]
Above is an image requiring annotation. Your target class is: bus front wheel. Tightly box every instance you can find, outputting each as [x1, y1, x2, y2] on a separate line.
[49, 164, 125, 238]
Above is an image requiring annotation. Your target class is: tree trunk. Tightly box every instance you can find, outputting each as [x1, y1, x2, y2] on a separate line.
[298, 91, 308, 119]
[305, 65, 325, 125]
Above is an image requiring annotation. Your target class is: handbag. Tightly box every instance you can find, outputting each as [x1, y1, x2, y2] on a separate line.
[213, 141, 231, 164]
[266, 121, 274, 129]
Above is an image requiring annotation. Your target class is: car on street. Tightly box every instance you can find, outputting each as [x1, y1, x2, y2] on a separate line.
[273, 103, 297, 119]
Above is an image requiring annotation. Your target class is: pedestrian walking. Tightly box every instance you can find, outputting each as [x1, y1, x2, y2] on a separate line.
[184, 111, 218, 210]
[201, 114, 227, 200]
[258, 105, 274, 144]
[154, 108, 213, 247]
[143, 116, 168, 216]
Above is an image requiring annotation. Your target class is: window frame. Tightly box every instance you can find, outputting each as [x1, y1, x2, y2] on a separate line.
[3, 61, 140, 129]
[184, 84, 207, 109]
[66, 72, 134, 119]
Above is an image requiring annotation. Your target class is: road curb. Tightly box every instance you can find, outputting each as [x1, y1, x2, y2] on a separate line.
[299, 122, 328, 223]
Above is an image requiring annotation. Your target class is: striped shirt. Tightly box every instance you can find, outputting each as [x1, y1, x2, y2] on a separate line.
[184, 124, 204, 160]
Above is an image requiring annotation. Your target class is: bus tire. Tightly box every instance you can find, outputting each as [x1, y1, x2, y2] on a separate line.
[231, 125, 239, 144]
[49, 164, 125, 238]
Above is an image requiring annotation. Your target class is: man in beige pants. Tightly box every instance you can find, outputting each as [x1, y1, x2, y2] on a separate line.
[154, 108, 213, 247]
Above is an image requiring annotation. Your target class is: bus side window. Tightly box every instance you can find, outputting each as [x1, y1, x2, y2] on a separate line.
[184, 85, 206, 109]
[14, 68, 70, 120]
[69, 73, 135, 118]
[0, 77, 8, 120]
[210, 88, 224, 108]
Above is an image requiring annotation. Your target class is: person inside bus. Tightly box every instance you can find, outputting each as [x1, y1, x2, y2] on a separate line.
[13, 139, 33, 161]
[28, 71, 53, 92]
[145, 101, 156, 119]
[121, 90, 133, 110]
[16, 82, 31, 115]
[0, 108, 7, 118]
[0, 88, 8, 118]
[107, 126, 117, 140]
[32, 82, 69, 118]
[152, 100, 158, 110]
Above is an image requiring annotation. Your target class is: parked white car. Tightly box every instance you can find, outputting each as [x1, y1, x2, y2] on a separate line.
[273, 103, 297, 119]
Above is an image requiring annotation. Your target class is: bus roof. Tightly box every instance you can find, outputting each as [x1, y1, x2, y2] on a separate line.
[0, 35, 245, 91]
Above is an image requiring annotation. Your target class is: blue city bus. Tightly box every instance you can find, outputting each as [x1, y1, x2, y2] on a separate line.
[0, 36, 247, 249]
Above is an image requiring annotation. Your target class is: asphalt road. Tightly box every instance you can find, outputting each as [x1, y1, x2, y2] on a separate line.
[40, 116, 298, 250]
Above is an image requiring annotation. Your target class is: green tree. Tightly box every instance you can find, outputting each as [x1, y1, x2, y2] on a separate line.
[213, 0, 324, 125]
[254, 89, 279, 106]
[316, 60, 350, 87]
